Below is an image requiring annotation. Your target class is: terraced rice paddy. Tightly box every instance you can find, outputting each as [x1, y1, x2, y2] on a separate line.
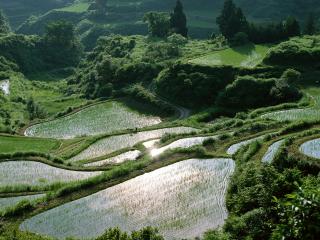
[299, 138, 320, 159]
[25, 101, 161, 139]
[0, 194, 46, 210]
[262, 140, 285, 163]
[84, 150, 141, 167]
[70, 127, 197, 162]
[189, 45, 269, 68]
[20, 158, 235, 240]
[0, 79, 9, 95]
[262, 88, 320, 122]
[151, 136, 217, 157]
[227, 135, 265, 155]
[0, 161, 102, 187]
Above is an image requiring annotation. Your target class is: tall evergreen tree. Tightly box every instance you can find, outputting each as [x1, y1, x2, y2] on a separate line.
[170, 0, 188, 37]
[0, 10, 10, 34]
[216, 0, 248, 40]
[304, 13, 317, 35]
[285, 16, 300, 38]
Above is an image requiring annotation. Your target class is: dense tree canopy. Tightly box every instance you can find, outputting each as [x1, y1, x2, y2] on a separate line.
[170, 0, 188, 37]
[216, 0, 248, 40]
[143, 12, 170, 38]
[0, 9, 10, 34]
[43, 20, 83, 67]
[304, 13, 317, 35]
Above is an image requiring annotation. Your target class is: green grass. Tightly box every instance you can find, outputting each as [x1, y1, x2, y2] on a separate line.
[0, 135, 60, 154]
[57, 3, 90, 13]
[189, 44, 270, 68]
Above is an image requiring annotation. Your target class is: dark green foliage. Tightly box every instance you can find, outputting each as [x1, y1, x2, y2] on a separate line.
[170, 0, 188, 37]
[0, 56, 18, 72]
[264, 35, 320, 67]
[216, 0, 248, 40]
[143, 12, 170, 38]
[143, 42, 180, 62]
[70, 35, 163, 99]
[43, 20, 83, 68]
[304, 13, 317, 35]
[0, 34, 44, 73]
[0, 9, 10, 34]
[230, 32, 248, 46]
[124, 84, 173, 115]
[97, 227, 164, 240]
[285, 16, 301, 38]
[89, 0, 108, 15]
[247, 22, 287, 44]
[272, 179, 320, 240]
[26, 98, 47, 120]
[216, 71, 301, 110]
[156, 63, 235, 108]
[203, 230, 230, 240]
[1, 200, 34, 217]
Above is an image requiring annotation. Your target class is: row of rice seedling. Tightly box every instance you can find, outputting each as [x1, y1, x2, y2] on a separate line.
[227, 135, 265, 155]
[0, 194, 45, 210]
[262, 87, 320, 122]
[150, 136, 217, 157]
[0, 79, 9, 95]
[69, 127, 196, 162]
[0, 161, 102, 187]
[262, 140, 285, 164]
[25, 101, 162, 139]
[20, 158, 235, 240]
[84, 150, 142, 167]
[299, 138, 320, 159]
[262, 108, 320, 122]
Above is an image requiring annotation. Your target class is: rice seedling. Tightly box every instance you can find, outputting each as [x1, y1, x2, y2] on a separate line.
[227, 135, 265, 155]
[84, 150, 142, 167]
[150, 136, 218, 157]
[299, 138, 320, 159]
[0, 79, 9, 95]
[20, 158, 235, 240]
[0, 194, 45, 210]
[0, 161, 102, 187]
[25, 101, 162, 139]
[262, 140, 285, 164]
[69, 127, 196, 162]
[262, 87, 320, 122]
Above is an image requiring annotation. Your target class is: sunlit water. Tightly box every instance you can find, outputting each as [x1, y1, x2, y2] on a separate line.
[299, 138, 320, 159]
[70, 127, 197, 162]
[0, 161, 102, 187]
[227, 135, 265, 155]
[0, 79, 9, 95]
[262, 140, 285, 163]
[21, 158, 235, 240]
[84, 150, 141, 167]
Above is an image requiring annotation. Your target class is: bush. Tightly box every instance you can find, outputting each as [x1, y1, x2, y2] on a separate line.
[264, 35, 320, 67]
[156, 63, 235, 108]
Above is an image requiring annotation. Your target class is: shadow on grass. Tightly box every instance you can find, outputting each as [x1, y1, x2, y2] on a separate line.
[230, 43, 256, 55]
